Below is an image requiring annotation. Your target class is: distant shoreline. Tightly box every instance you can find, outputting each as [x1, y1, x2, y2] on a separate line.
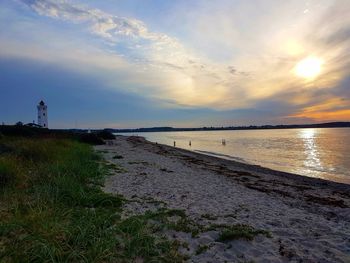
[107, 121, 350, 133]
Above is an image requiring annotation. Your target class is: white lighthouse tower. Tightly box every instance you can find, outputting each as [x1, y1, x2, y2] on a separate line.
[37, 100, 48, 128]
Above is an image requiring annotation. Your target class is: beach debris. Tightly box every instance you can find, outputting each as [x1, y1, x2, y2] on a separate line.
[305, 194, 347, 208]
[112, 154, 123, 159]
[160, 168, 174, 173]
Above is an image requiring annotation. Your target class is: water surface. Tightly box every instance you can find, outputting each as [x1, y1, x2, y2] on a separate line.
[118, 128, 350, 184]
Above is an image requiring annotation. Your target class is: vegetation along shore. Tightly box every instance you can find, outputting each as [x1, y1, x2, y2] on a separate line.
[0, 127, 184, 262]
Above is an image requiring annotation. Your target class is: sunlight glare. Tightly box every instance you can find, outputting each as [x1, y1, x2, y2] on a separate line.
[295, 57, 323, 79]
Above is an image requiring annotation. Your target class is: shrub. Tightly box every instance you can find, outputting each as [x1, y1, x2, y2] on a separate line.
[78, 133, 105, 145]
[0, 125, 39, 137]
[96, 130, 115, 140]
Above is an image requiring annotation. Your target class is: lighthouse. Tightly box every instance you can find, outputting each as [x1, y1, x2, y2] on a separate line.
[37, 100, 48, 128]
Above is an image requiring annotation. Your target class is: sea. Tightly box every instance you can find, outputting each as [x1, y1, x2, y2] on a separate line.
[117, 128, 350, 184]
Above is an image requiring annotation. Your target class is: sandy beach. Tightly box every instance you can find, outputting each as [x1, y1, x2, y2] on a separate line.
[96, 135, 350, 263]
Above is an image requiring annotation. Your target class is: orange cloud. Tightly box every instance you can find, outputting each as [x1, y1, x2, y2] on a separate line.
[292, 109, 350, 121]
[289, 98, 350, 121]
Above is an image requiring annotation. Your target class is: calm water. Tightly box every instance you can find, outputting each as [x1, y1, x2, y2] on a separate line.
[118, 128, 350, 184]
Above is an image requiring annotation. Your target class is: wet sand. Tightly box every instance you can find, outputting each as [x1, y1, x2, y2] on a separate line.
[96, 136, 350, 263]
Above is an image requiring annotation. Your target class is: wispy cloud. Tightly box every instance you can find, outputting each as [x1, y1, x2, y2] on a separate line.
[22, 0, 174, 43]
[20, 0, 192, 66]
[17, 0, 247, 108]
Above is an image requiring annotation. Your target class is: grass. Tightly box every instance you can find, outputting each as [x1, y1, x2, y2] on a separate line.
[0, 136, 185, 262]
[216, 224, 271, 242]
[103, 162, 127, 174]
[0, 157, 16, 187]
[195, 244, 210, 255]
[117, 208, 201, 239]
[201, 213, 218, 220]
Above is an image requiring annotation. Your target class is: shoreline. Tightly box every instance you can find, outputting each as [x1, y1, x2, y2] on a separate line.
[121, 127, 350, 185]
[142, 135, 350, 190]
[97, 135, 350, 262]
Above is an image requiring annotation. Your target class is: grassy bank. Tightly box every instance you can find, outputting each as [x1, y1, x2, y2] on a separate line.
[0, 136, 183, 262]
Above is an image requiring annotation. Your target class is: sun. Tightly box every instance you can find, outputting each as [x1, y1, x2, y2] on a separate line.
[295, 57, 323, 79]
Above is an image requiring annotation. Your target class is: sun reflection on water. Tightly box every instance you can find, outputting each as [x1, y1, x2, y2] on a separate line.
[299, 129, 323, 174]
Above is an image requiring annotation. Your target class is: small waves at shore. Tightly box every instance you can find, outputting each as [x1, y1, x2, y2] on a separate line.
[194, 150, 249, 164]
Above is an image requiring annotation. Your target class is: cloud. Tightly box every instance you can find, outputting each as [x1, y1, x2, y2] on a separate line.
[288, 96, 350, 121]
[25, 0, 168, 44]
[20, 0, 187, 60]
[2, 0, 350, 120]
[17, 0, 247, 108]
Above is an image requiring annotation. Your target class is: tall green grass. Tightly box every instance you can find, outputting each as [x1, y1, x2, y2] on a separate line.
[0, 137, 183, 262]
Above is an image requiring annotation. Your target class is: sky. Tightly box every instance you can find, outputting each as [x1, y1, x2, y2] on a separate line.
[0, 0, 349, 129]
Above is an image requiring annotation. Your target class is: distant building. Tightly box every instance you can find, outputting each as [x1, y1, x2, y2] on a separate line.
[37, 100, 48, 128]
[25, 122, 42, 128]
